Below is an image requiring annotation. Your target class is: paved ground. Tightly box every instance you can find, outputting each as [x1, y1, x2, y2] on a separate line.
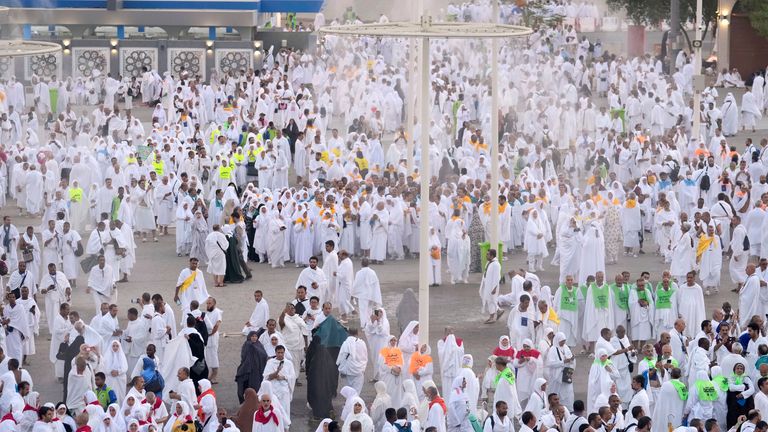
[7, 85, 768, 430]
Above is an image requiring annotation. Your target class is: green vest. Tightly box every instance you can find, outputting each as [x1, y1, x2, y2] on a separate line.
[635, 288, 650, 303]
[68, 187, 83, 203]
[696, 380, 718, 401]
[655, 284, 675, 309]
[219, 166, 232, 179]
[712, 375, 729, 392]
[590, 283, 610, 309]
[670, 379, 688, 400]
[559, 285, 578, 312]
[494, 367, 516, 386]
[95, 385, 113, 409]
[152, 160, 164, 176]
[611, 283, 630, 311]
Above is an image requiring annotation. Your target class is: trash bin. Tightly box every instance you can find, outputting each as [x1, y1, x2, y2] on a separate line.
[478, 242, 504, 273]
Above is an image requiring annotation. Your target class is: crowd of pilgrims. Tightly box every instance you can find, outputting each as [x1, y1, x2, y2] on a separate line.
[2, 0, 768, 431]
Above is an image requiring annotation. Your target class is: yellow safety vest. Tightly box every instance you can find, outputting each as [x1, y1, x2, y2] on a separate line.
[219, 166, 232, 179]
[355, 157, 368, 171]
[69, 187, 83, 203]
[233, 153, 245, 163]
[247, 150, 257, 162]
[126, 157, 137, 164]
[152, 160, 164, 176]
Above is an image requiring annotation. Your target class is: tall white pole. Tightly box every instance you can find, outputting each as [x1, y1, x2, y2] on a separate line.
[406, 0, 423, 173]
[489, 0, 500, 251]
[418, 32, 431, 346]
[691, 0, 703, 143]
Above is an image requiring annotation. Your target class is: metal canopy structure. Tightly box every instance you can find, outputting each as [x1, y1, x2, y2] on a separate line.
[319, 20, 532, 39]
[320, 15, 531, 345]
[0, 40, 61, 57]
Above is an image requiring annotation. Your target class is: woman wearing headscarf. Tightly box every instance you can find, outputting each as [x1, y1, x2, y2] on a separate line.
[525, 209, 549, 272]
[190, 210, 210, 265]
[236, 331, 270, 403]
[370, 381, 392, 431]
[341, 397, 373, 432]
[126, 419, 141, 432]
[493, 335, 515, 359]
[101, 340, 128, 404]
[546, 332, 575, 409]
[398, 321, 420, 379]
[587, 349, 620, 414]
[510, 339, 539, 407]
[196, 379, 219, 432]
[524, 378, 549, 418]
[292, 205, 313, 267]
[401, 380, 420, 419]
[603, 198, 623, 264]
[163, 401, 192, 432]
[379, 335, 405, 408]
[428, 226, 442, 286]
[447, 376, 471, 432]
[314, 418, 332, 432]
[234, 388, 260, 432]
[408, 344, 434, 393]
[726, 361, 755, 428]
[103, 403, 125, 432]
[55, 402, 77, 432]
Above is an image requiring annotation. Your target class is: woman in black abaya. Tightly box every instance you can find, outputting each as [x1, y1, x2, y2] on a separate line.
[235, 331, 269, 403]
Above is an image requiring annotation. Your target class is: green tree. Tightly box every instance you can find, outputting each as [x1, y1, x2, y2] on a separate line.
[738, 0, 768, 39]
[606, 0, 719, 48]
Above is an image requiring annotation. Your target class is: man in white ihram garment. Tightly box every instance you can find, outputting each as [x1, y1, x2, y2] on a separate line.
[243, 290, 269, 335]
[295, 256, 328, 302]
[335, 250, 355, 322]
[263, 345, 296, 421]
[369, 201, 389, 264]
[729, 215, 749, 290]
[739, 264, 768, 329]
[479, 248, 501, 324]
[86, 255, 116, 315]
[39, 262, 71, 335]
[351, 258, 382, 328]
[336, 327, 368, 395]
[173, 257, 209, 318]
[204, 225, 228, 287]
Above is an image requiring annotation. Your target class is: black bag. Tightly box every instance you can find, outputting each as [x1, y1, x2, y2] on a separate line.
[80, 254, 100, 273]
[700, 173, 711, 191]
[395, 422, 413, 432]
[744, 235, 751, 251]
[190, 358, 207, 376]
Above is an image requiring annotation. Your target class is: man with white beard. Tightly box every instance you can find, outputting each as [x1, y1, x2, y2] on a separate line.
[351, 258, 382, 328]
[336, 327, 367, 395]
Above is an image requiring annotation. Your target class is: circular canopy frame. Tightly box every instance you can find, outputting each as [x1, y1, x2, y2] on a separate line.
[0, 40, 62, 58]
[319, 20, 532, 39]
